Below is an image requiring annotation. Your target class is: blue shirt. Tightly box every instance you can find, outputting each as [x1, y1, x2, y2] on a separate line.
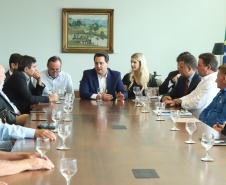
[199, 88, 226, 127]
[40, 70, 74, 96]
[0, 123, 35, 141]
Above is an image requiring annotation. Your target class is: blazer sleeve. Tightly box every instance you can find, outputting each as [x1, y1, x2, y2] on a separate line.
[161, 77, 183, 100]
[159, 71, 178, 95]
[115, 73, 128, 99]
[221, 127, 226, 136]
[159, 73, 173, 95]
[79, 71, 94, 99]
[14, 76, 49, 104]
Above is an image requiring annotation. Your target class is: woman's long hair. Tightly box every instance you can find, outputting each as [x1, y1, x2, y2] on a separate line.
[128, 53, 150, 92]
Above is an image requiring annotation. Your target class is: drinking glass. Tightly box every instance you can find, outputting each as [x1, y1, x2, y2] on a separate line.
[60, 158, 77, 185]
[133, 86, 140, 98]
[145, 87, 153, 103]
[185, 120, 197, 144]
[97, 87, 105, 102]
[36, 137, 50, 159]
[156, 102, 165, 121]
[63, 103, 73, 121]
[141, 96, 150, 113]
[51, 110, 62, 133]
[201, 133, 214, 162]
[133, 86, 140, 105]
[60, 87, 66, 100]
[170, 110, 180, 131]
[136, 91, 143, 107]
[148, 87, 154, 101]
[57, 124, 71, 150]
[153, 87, 159, 97]
[55, 89, 62, 104]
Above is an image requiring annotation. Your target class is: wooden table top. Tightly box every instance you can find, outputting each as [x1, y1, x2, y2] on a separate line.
[1, 99, 226, 185]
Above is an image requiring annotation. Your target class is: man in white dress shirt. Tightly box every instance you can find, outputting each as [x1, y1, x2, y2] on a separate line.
[40, 56, 74, 96]
[166, 53, 219, 118]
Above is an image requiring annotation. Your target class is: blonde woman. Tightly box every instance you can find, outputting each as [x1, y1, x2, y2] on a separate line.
[122, 53, 157, 99]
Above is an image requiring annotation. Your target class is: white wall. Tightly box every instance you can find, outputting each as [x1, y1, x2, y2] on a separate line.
[0, 0, 225, 89]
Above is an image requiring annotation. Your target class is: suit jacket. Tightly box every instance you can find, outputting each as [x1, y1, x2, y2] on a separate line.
[4, 70, 10, 83]
[162, 70, 201, 100]
[221, 127, 226, 136]
[3, 70, 49, 114]
[159, 70, 179, 95]
[79, 68, 128, 100]
[0, 92, 15, 112]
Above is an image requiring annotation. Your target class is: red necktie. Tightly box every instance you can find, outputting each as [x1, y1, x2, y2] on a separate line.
[184, 79, 189, 95]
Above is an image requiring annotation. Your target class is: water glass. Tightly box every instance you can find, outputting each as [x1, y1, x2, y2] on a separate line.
[36, 137, 50, 159]
[51, 110, 62, 133]
[170, 110, 180, 131]
[97, 87, 105, 101]
[57, 124, 71, 150]
[156, 102, 165, 121]
[141, 96, 150, 113]
[60, 158, 77, 185]
[133, 86, 140, 100]
[201, 133, 214, 162]
[136, 91, 143, 107]
[63, 103, 73, 121]
[55, 89, 62, 104]
[185, 120, 197, 144]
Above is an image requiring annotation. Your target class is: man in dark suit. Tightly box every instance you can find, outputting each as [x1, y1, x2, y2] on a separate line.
[5, 53, 21, 82]
[159, 52, 191, 95]
[79, 52, 128, 101]
[162, 54, 201, 102]
[0, 64, 56, 152]
[3, 55, 57, 114]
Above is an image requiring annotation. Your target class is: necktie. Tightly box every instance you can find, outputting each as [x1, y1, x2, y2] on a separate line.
[184, 79, 189, 96]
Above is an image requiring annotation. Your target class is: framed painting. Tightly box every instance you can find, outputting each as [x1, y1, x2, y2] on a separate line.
[62, 8, 114, 53]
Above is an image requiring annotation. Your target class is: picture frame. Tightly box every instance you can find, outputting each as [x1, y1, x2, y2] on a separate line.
[62, 8, 114, 53]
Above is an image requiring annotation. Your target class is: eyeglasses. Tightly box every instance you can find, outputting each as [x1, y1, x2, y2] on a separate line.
[49, 68, 61, 73]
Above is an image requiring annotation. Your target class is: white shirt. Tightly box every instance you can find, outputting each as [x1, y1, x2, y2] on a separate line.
[180, 72, 219, 118]
[9, 70, 13, 76]
[39, 70, 74, 96]
[91, 74, 107, 99]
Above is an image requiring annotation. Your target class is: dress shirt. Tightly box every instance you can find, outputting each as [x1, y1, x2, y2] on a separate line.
[199, 88, 226, 127]
[180, 72, 219, 118]
[0, 87, 18, 114]
[168, 81, 174, 88]
[91, 74, 107, 99]
[9, 70, 13, 76]
[40, 70, 74, 96]
[187, 73, 194, 87]
[22, 72, 30, 87]
[0, 122, 35, 141]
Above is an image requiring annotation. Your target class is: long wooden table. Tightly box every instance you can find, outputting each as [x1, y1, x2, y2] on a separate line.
[1, 99, 226, 185]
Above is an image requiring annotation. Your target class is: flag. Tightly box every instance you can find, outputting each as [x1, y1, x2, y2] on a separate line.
[223, 28, 226, 64]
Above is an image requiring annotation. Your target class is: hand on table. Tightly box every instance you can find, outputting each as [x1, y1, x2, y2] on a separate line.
[35, 129, 56, 141]
[162, 96, 172, 102]
[117, 92, 125, 101]
[212, 122, 223, 133]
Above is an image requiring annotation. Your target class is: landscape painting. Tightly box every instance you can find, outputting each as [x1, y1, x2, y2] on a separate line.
[62, 9, 114, 53]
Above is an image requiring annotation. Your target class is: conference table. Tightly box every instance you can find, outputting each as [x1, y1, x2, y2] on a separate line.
[1, 98, 226, 185]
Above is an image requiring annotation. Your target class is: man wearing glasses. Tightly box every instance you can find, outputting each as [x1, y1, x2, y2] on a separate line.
[40, 56, 74, 96]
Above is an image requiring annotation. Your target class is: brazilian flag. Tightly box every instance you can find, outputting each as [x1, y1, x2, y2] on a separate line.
[224, 28, 226, 64]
